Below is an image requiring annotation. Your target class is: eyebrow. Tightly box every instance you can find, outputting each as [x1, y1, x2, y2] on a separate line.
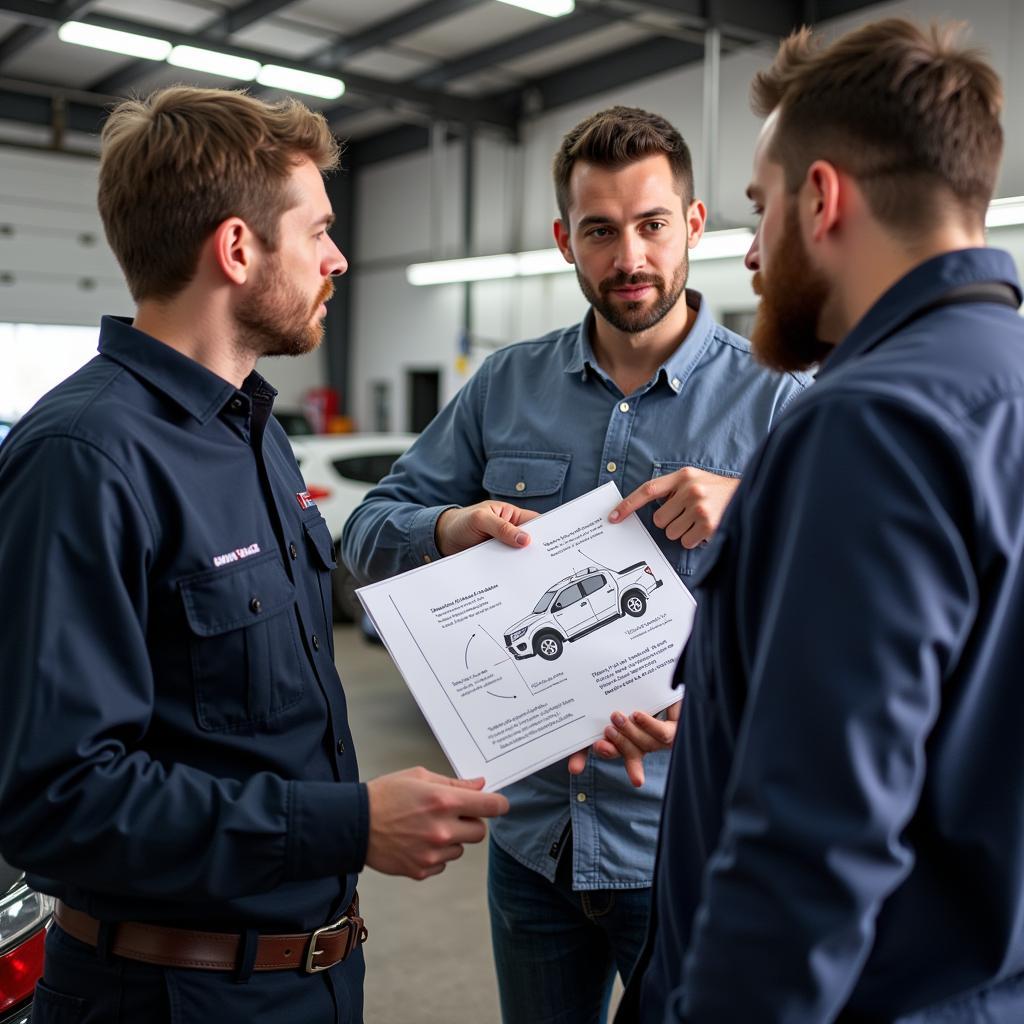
[313, 212, 336, 229]
[576, 207, 674, 229]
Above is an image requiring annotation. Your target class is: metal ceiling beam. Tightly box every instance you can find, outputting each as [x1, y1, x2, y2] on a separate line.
[413, 7, 618, 89]
[0, 76, 117, 140]
[345, 123, 433, 169]
[0, 0, 92, 69]
[0, 6, 515, 131]
[508, 34, 705, 113]
[312, 0, 482, 66]
[589, 0, 801, 44]
[207, 0, 304, 39]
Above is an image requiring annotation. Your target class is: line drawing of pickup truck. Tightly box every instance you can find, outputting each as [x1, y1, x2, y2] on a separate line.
[502, 562, 663, 662]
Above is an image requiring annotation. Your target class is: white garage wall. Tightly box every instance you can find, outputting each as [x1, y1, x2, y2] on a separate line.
[2, 0, 1023, 424]
[348, 0, 1024, 432]
[0, 147, 326, 412]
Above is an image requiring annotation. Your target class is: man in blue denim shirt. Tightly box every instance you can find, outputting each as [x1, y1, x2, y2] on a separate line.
[343, 107, 808, 1023]
[0, 87, 507, 1024]
[621, 20, 1024, 1024]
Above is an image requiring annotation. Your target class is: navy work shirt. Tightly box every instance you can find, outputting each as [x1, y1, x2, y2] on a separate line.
[0, 317, 367, 931]
[627, 249, 1024, 1022]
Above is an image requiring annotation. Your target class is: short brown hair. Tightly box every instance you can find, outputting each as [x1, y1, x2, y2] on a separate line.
[553, 106, 694, 222]
[98, 87, 341, 302]
[751, 19, 1003, 233]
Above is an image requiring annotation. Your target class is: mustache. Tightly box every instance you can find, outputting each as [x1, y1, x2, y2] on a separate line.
[315, 278, 335, 308]
[599, 272, 663, 295]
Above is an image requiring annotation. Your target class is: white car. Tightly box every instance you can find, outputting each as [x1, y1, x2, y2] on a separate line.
[288, 432, 416, 621]
[503, 562, 664, 662]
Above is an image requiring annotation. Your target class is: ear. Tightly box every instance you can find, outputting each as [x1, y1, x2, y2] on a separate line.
[803, 160, 842, 243]
[210, 217, 257, 285]
[685, 199, 708, 249]
[553, 218, 574, 264]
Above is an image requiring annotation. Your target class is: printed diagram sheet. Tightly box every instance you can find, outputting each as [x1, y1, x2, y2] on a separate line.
[357, 483, 697, 791]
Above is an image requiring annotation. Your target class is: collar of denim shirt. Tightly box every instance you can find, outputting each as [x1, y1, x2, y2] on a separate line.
[817, 248, 1021, 381]
[98, 315, 277, 424]
[563, 289, 715, 397]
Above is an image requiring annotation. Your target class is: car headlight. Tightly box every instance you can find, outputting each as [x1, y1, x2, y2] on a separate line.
[509, 627, 528, 642]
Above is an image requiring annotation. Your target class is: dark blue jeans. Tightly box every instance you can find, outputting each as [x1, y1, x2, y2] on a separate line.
[488, 835, 651, 1024]
[33, 921, 364, 1024]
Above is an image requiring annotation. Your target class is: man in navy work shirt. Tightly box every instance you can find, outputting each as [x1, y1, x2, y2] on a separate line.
[0, 87, 507, 1024]
[619, 19, 1024, 1024]
[343, 106, 808, 1024]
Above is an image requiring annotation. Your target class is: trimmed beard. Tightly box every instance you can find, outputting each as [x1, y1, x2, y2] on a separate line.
[577, 251, 688, 335]
[750, 199, 832, 374]
[236, 257, 334, 359]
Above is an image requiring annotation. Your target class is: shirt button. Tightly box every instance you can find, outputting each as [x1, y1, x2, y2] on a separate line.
[576, 792, 587, 803]
[289, 542, 298, 560]
[230, 397, 243, 411]
[671, 377, 681, 390]
[422, 554, 431, 564]
[249, 597, 262, 614]
[606, 461, 617, 473]
[515, 481, 526, 492]
[337, 738, 346, 755]
[619, 402, 629, 413]
[312, 633, 320, 651]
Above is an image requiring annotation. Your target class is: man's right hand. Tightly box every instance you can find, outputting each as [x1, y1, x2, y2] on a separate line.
[435, 501, 540, 556]
[364, 767, 509, 880]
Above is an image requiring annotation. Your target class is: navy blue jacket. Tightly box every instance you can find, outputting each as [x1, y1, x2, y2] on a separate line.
[0, 317, 367, 932]
[627, 249, 1024, 1022]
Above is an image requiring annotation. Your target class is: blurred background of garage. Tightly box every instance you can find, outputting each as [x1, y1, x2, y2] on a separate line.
[3, 1, 1024, 1021]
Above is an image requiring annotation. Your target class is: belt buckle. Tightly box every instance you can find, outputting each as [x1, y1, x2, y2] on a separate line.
[304, 914, 351, 974]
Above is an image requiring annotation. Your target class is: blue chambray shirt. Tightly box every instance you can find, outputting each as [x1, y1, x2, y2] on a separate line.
[343, 291, 809, 888]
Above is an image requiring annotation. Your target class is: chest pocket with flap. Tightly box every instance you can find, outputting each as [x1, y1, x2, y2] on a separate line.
[483, 451, 571, 514]
[302, 513, 337, 655]
[179, 552, 304, 733]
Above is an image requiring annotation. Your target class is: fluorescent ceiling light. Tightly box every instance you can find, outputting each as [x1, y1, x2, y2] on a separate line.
[258, 65, 345, 100]
[408, 254, 521, 286]
[58, 21, 171, 60]
[495, 0, 575, 17]
[168, 45, 260, 81]
[986, 196, 1024, 228]
[406, 229, 757, 286]
[691, 227, 754, 261]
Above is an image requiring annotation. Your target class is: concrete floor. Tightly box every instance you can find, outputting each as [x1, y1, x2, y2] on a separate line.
[335, 623, 624, 1024]
[337, 623, 502, 1023]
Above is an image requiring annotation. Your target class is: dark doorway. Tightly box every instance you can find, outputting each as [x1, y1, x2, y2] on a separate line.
[407, 369, 441, 433]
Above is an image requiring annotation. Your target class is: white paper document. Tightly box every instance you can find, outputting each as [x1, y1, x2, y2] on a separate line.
[356, 482, 697, 791]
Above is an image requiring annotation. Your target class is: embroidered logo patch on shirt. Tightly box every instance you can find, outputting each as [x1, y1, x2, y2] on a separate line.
[211, 542, 261, 568]
[295, 490, 316, 510]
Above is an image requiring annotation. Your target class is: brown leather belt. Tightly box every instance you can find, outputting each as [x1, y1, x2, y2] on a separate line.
[54, 897, 368, 974]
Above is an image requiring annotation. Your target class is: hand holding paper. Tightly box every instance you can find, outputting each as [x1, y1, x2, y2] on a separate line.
[567, 701, 682, 787]
[365, 767, 509, 880]
[359, 484, 696, 791]
[435, 501, 540, 556]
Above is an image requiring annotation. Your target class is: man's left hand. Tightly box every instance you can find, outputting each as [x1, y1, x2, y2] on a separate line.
[567, 701, 681, 787]
[609, 467, 740, 548]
